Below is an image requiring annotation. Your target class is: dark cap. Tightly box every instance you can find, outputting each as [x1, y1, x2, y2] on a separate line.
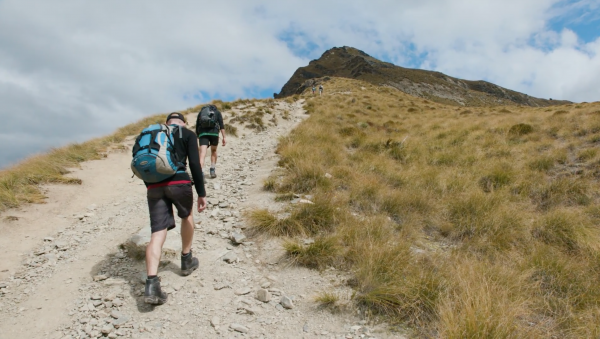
[166, 112, 186, 123]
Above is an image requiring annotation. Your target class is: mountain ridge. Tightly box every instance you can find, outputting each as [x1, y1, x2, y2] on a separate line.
[275, 46, 571, 107]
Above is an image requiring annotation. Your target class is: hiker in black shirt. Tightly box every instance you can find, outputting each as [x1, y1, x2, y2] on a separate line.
[144, 112, 207, 305]
[197, 106, 226, 178]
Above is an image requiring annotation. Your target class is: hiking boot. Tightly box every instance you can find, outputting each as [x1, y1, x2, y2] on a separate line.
[144, 276, 168, 305]
[181, 250, 199, 276]
[210, 167, 216, 178]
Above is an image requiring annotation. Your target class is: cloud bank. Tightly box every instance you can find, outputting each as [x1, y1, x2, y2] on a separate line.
[0, 0, 599, 167]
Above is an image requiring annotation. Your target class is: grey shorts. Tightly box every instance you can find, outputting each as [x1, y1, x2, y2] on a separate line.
[147, 183, 193, 233]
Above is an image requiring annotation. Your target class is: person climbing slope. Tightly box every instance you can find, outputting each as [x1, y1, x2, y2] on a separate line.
[131, 112, 207, 305]
[195, 104, 226, 178]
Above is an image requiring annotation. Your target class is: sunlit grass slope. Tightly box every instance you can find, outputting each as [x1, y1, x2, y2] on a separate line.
[253, 77, 600, 338]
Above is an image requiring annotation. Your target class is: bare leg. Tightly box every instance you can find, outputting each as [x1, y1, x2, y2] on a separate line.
[146, 229, 167, 276]
[210, 145, 218, 168]
[199, 145, 209, 170]
[181, 213, 194, 255]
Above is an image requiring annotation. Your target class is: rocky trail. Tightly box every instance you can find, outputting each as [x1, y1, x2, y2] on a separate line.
[0, 100, 394, 339]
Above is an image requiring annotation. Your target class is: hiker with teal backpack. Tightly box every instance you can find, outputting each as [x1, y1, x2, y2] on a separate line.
[131, 112, 207, 305]
[195, 105, 226, 178]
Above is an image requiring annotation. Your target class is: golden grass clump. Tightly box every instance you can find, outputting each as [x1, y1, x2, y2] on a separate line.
[249, 77, 600, 337]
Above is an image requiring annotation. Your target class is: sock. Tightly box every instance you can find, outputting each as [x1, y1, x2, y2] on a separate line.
[147, 275, 157, 280]
[210, 165, 215, 169]
[182, 251, 192, 257]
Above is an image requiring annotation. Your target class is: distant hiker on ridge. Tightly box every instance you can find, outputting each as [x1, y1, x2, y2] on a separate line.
[312, 86, 316, 95]
[319, 84, 323, 96]
[131, 112, 207, 305]
[195, 104, 226, 178]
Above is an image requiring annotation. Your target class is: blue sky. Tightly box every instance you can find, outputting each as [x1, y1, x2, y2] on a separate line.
[1, 0, 599, 168]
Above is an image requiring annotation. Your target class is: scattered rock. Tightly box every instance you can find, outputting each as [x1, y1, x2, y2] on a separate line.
[93, 274, 108, 282]
[325, 173, 333, 179]
[110, 310, 124, 319]
[43, 237, 54, 242]
[230, 233, 246, 245]
[280, 295, 294, 309]
[210, 316, 220, 328]
[234, 287, 251, 296]
[112, 315, 131, 328]
[256, 289, 271, 303]
[55, 241, 69, 251]
[229, 323, 249, 333]
[221, 251, 238, 264]
[101, 324, 114, 334]
[214, 283, 230, 290]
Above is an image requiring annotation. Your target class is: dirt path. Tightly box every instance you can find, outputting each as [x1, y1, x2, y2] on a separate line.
[0, 100, 394, 339]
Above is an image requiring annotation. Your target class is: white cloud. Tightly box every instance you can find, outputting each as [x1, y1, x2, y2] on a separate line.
[0, 0, 599, 167]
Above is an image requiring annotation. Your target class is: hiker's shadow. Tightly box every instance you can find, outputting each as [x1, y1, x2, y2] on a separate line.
[90, 251, 183, 314]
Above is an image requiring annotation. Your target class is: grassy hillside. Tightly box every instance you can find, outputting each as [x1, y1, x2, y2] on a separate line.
[0, 98, 277, 214]
[253, 77, 600, 338]
[0, 114, 170, 212]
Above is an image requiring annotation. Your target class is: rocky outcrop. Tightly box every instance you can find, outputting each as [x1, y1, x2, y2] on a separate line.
[275, 46, 570, 107]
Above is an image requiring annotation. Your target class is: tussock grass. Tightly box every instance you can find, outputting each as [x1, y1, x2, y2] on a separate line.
[284, 236, 340, 269]
[249, 77, 600, 336]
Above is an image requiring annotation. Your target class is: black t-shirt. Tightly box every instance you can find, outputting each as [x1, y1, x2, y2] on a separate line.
[197, 110, 224, 138]
[145, 126, 206, 197]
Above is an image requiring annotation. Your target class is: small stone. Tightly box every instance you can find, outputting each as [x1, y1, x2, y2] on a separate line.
[221, 251, 238, 264]
[108, 333, 118, 339]
[229, 323, 249, 333]
[303, 238, 315, 245]
[112, 315, 131, 328]
[241, 306, 258, 315]
[210, 316, 220, 328]
[325, 173, 333, 179]
[110, 310, 124, 319]
[230, 233, 246, 244]
[0, 283, 8, 289]
[93, 274, 108, 282]
[256, 289, 271, 303]
[303, 323, 309, 332]
[234, 287, 251, 296]
[280, 296, 294, 309]
[101, 324, 114, 334]
[214, 283, 230, 290]
[43, 237, 54, 242]
[112, 299, 123, 307]
[91, 295, 102, 300]
[260, 281, 271, 289]
[219, 202, 229, 208]
[55, 241, 69, 250]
